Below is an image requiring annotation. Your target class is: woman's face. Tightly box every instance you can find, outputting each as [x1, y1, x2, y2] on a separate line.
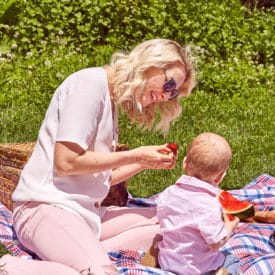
[141, 63, 186, 107]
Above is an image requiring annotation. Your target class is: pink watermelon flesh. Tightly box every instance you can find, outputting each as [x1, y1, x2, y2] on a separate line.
[219, 190, 255, 219]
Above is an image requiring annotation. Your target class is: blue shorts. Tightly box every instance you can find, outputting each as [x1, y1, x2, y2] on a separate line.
[203, 252, 240, 275]
[221, 251, 240, 275]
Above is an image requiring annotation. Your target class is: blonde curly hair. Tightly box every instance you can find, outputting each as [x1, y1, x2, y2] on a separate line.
[109, 38, 196, 134]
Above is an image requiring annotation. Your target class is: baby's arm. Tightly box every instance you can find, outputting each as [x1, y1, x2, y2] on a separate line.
[208, 214, 239, 250]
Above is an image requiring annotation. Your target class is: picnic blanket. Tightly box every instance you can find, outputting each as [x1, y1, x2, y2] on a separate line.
[0, 174, 275, 274]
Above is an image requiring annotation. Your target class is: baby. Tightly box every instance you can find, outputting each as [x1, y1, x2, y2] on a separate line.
[156, 132, 240, 275]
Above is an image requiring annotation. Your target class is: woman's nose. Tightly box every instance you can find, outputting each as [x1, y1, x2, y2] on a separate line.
[155, 91, 168, 102]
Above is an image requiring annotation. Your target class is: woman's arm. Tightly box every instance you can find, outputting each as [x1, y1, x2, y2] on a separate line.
[110, 163, 146, 185]
[54, 141, 176, 177]
[110, 154, 176, 185]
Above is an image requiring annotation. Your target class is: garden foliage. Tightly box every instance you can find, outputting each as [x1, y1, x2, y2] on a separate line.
[0, 0, 274, 194]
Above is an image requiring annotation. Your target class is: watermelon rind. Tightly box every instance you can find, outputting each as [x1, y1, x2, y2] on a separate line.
[219, 190, 255, 219]
[223, 204, 255, 219]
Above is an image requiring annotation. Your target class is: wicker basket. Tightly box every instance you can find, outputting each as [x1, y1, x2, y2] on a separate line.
[0, 142, 128, 211]
[0, 142, 35, 211]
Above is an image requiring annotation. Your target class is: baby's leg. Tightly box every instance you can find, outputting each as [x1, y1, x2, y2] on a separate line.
[13, 202, 115, 275]
[100, 206, 160, 251]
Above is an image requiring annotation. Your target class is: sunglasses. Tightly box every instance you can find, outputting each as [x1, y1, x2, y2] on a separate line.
[162, 71, 179, 100]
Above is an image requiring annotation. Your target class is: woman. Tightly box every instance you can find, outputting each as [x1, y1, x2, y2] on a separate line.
[3, 38, 196, 274]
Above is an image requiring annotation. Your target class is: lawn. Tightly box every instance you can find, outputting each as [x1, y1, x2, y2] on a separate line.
[0, 0, 274, 197]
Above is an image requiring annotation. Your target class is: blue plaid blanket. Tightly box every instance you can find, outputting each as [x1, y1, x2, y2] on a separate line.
[1, 174, 275, 274]
[223, 174, 275, 275]
[0, 204, 31, 259]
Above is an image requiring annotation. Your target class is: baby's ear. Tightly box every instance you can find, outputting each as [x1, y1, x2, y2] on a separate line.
[183, 156, 188, 171]
[215, 171, 227, 185]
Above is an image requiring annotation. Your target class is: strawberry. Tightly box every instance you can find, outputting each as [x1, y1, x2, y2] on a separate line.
[167, 142, 178, 154]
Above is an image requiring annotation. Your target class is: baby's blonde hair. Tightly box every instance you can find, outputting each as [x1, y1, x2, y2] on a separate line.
[185, 132, 232, 181]
[110, 38, 196, 133]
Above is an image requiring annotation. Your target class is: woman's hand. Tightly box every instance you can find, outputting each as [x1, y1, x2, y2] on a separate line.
[131, 144, 178, 170]
[110, 144, 178, 185]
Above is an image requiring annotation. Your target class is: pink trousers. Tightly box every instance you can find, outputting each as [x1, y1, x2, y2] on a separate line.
[1, 202, 159, 275]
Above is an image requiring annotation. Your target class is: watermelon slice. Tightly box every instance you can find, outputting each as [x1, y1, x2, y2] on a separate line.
[218, 190, 255, 219]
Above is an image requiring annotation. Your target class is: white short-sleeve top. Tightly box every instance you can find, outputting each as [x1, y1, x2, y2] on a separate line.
[12, 67, 117, 237]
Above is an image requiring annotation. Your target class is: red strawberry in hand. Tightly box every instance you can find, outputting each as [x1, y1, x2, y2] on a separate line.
[167, 142, 178, 154]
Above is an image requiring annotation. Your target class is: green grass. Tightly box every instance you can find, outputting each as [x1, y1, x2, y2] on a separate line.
[120, 90, 275, 197]
[0, 52, 274, 198]
[0, 0, 274, 198]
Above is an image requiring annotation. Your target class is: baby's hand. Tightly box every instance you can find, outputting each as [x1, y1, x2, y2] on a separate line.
[223, 213, 240, 230]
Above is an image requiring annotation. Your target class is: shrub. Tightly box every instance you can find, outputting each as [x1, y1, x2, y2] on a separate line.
[1, 0, 274, 64]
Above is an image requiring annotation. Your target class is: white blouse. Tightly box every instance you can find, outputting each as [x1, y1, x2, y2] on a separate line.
[12, 67, 117, 237]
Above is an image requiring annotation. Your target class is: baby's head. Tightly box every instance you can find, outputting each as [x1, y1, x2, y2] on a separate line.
[183, 132, 232, 186]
